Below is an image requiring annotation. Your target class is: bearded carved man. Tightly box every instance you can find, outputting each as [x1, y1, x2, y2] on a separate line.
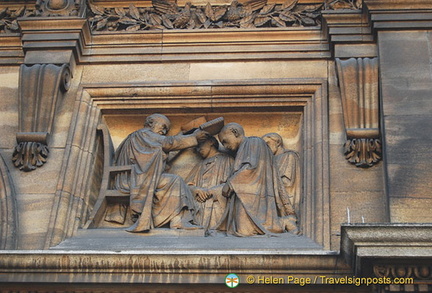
[106, 113, 209, 232]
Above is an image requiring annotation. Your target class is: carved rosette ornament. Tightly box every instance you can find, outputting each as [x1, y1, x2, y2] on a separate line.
[35, 0, 82, 16]
[13, 64, 71, 172]
[325, 0, 362, 10]
[336, 57, 381, 168]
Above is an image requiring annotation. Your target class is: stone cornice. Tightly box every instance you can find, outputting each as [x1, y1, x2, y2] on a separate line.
[341, 224, 432, 277]
[2, 0, 432, 64]
[0, 250, 349, 285]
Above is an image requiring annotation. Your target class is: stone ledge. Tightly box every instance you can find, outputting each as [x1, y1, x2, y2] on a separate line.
[341, 224, 432, 277]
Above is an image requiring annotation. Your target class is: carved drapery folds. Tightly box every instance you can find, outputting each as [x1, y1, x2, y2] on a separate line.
[336, 57, 381, 168]
[13, 63, 71, 172]
[0, 153, 18, 249]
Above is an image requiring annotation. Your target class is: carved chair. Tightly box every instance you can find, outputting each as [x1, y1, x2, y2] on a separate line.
[83, 124, 132, 229]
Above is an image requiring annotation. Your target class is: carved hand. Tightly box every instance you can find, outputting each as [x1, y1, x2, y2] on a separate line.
[195, 187, 210, 203]
[193, 129, 211, 143]
[222, 183, 233, 198]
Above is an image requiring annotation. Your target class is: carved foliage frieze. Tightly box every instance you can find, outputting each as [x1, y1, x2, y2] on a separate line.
[0, 6, 21, 33]
[336, 57, 381, 168]
[88, 0, 323, 31]
[13, 63, 71, 172]
[0, 0, 363, 34]
[0, 0, 82, 31]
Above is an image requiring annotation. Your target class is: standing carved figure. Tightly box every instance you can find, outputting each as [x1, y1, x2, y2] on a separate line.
[107, 114, 209, 232]
[186, 136, 234, 231]
[215, 123, 297, 237]
[262, 132, 301, 217]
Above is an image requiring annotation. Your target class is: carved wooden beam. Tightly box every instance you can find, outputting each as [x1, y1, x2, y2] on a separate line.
[336, 57, 381, 168]
[13, 63, 72, 172]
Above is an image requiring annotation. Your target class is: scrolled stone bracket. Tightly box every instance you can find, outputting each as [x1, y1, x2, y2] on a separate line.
[13, 63, 71, 172]
[336, 57, 381, 168]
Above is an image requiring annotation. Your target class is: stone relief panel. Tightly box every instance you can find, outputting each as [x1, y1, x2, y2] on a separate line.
[45, 81, 329, 248]
[88, 112, 302, 237]
[87, 0, 323, 31]
[0, 0, 83, 25]
[0, 0, 361, 34]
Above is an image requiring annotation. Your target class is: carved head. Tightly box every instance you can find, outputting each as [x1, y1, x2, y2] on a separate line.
[262, 132, 283, 155]
[145, 114, 171, 135]
[219, 122, 244, 152]
[196, 136, 219, 159]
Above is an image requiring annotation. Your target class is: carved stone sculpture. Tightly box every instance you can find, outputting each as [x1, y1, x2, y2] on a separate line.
[336, 57, 381, 167]
[0, 153, 18, 249]
[87, 0, 323, 32]
[186, 136, 234, 231]
[105, 113, 210, 232]
[13, 64, 71, 172]
[214, 122, 298, 237]
[35, 0, 82, 16]
[262, 132, 301, 216]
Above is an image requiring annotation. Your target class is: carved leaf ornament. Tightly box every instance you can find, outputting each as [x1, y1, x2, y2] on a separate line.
[0, 0, 360, 33]
[87, 0, 324, 31]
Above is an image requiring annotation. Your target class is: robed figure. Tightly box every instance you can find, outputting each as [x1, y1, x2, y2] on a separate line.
[105, 114, 208, 232]
[186, 137, 234, 230]
[263, 132, 301, 217]
[216, 123, 298, 237]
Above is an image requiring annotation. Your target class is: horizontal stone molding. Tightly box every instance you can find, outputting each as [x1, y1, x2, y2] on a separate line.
[0, 250, 348, 284]
[341, 224, 432, 277]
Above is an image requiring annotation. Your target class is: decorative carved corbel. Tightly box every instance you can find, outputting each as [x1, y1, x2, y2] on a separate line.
[13, 63, 71, 172]
[336, 57, 381, 168]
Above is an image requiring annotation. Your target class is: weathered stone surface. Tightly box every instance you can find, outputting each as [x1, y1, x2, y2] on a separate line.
[390, 196, 432, 223]
[81, 63, 191, 83]
[0, 66, 19, 149]
[4, 149, 65, 195]
[378, 30, 432, 224]
[189, 60, 328, 80]
[16, 193, 55, 250]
